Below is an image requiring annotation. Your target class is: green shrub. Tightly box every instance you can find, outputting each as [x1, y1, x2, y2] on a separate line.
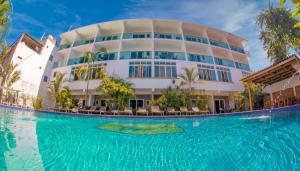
[32, 96, 43, 110]
[197, 96, 209, 110]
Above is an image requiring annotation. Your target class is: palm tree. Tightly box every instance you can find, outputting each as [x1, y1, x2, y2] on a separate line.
[79, 47, 107, 106]
[257, 5, 300, 63]
[0, 63, 21, 101]
[0, 0, 12, 47]
[49, 72, 64, 108]
[178, 67, 198, 91]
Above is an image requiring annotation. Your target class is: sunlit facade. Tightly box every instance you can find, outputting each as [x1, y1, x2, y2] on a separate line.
[50, 19, 251, 113]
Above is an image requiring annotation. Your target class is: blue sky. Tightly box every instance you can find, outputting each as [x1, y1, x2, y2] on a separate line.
[8, 0, 290, 71]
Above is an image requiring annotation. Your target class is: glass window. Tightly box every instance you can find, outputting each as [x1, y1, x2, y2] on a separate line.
[214, 57, 235, 68]
[58, 44, 71, 50]
[43, 76, 48, 82]
[154, 51, 185, 60]
[230, 45, 245, 54]
[184, 35, 209, 44]
[69, 63, 107, 81]
[198, 64, 216, 81]
[188, 54, 214, 64]
[209, 40, 229, 49]
[123, 33, 152, 39]
[95, 34, 121, 42]
[154, 33, 182, 40]
[235, 62, 250, 71]
[120, 51, 152, 60]
[216, 66, 232, 82]
[96, 52, 117, 61]
[73, 38, 94, 47]
[154, 61, 177, 78]
[128, 61, 151, 78]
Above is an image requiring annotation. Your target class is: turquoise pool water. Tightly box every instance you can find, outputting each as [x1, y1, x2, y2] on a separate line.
[1, 106, 300, 170]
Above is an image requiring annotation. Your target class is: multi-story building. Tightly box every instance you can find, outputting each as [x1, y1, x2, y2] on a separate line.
[1, 33, 56, 107]
[50, 19, 251, 113]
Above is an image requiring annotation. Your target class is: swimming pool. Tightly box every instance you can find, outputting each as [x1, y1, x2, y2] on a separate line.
[1, 105, 300, 170]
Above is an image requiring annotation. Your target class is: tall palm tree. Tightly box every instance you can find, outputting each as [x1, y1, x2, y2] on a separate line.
[178, 67, 198, 91]
[0, 63, 20, 102]
[78, 47, 106, 106]
[257, 5, 300, 63]
[0, 0, 12, 47]
[49, 72, 64, 108]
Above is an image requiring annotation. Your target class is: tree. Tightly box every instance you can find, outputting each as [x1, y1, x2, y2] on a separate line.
[0, 0, 12, 47]
[97, 75, 134, 110]
[257, 5, 300, 63]
[32, 96, 42, 110]
[76, 47, 107, 106]
[49, 72, 64, 108]
[57, 86, 74, 108]
[178, 67, 198, 90]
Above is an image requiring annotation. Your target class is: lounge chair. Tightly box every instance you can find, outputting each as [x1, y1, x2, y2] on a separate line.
[110, 109, 119, 115]
[99, 106, 108, 115]
[166, 107, 180, 115]
[71, 108, 79, 113]
[192, 107, 209, 115]
[136, 107, 148, 116]
[151, 106, 164, 116]
[180, 107, 192, 115]
[89, 106, 100, 114]
[119, 107, 133, 115]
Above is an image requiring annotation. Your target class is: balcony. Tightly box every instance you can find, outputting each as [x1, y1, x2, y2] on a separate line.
[95, 34, 121, 42]
[209, 40, 229, 49]
[188, 54, 214, 64]
[184, 35, 209, 44]
[123, 33, 152, 39]
[154, 33, 182, 40]
[154, 51, 185, 60]
[73, 39, 94, 47]
[230, 45, 245, 54]
[58, 44, 71, 50]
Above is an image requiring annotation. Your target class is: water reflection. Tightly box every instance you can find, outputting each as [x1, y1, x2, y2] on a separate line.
[0, 109, 44, 170]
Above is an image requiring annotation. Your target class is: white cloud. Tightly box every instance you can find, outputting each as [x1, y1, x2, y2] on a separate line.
[122, 0, 272, 70]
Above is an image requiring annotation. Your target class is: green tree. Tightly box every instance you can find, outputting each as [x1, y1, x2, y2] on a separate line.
[178, 67, 198, 90]
[0, 0, 12, 47]
[97, 75, 134, 110]
[49, 72, 64, 108]
[57, 86, 74, 108]
[257, 5, 300, 63]
[32, 96, 42, 110]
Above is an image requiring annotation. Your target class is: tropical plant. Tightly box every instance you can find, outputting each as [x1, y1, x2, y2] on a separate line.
[243, 83, 265, 110]
[49, 72, 64, 108]
[57, 86, 74, 108]
[97, 75, 134, 110]
[230, 92, 246, 112]
[0, 0, 12, 47]
[197, 95, 209, 111]
[76, 47, 107, 106]
[32, 96, 42, 110]
[280, 0, 300, 27]
[178, 67, 198, 90]
[0, 63, 21, 102]
[257, 5, 300, 63]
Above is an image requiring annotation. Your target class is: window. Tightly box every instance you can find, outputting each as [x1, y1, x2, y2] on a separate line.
[43, 76, 48, 82]
[214, 57, 235, 68]
[70, 63, 107, 81]
[129, 61, 151, 78]
[184, 35, 209, 44]
[230, 45, 245, 54]
[216, 66, 232, 82]
[120, 51, 152, 60]
[155, 51, 185, 60]
[49, 55, 53, 61]
[123, 33, 152, 39]
[209, 40, 229, 49]
[73, 38, 94, 47]
[67, 57, 86, 66]
[235, 62, 250, 71]
[154, 61, 177, 78]
[58, 44, 71, 50]
[96, 52, 117, 61]
[242, 71, 251, 77]
[95, 34, 121, 42]
[17, 56, 22, 60]
[154, 33, 182, 40]
[198, 64, 216, 81]
[188, 54, 214, 64]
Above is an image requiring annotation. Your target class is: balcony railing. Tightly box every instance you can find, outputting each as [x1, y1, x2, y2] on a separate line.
[184, 35, 209, 44]
[154, 33, 182, 40]
[73, 39, 94, 47]
[123, 33, 152, 39]
[209, 40, 229, 49]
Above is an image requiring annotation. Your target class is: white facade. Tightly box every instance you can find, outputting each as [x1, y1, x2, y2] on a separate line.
[4, 33, 56, 107]
[50, 19, 251, 113]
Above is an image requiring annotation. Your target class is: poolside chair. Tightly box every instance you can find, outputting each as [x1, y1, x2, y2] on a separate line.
[191, 107, 201, 115]
[180, 107, 192, 115]
[99, 106, 108, 115]
[136, 107, 148, 116]
[166, 107, 180, 115]
[89, 106, 100, 114]
[71, 107, 79, 113]
[119, 107, 133, 115]
[151, 106, 164, 116]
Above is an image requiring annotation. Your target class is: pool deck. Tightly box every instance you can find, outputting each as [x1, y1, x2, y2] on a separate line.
[1, 104, 300, 119]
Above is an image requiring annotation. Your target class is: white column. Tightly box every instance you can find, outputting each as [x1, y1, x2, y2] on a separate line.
[211, 95, 215, 114]
[88, 95, 93, 106]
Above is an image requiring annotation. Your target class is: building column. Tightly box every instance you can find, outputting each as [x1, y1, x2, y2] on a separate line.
[246, 82, 253, 111]
[88, 95, 93, 106]
[211, 95, 215, 114]
[269, 86, 273, 107]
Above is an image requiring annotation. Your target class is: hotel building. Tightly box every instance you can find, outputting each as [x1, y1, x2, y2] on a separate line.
[50, 19, 251, 113]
